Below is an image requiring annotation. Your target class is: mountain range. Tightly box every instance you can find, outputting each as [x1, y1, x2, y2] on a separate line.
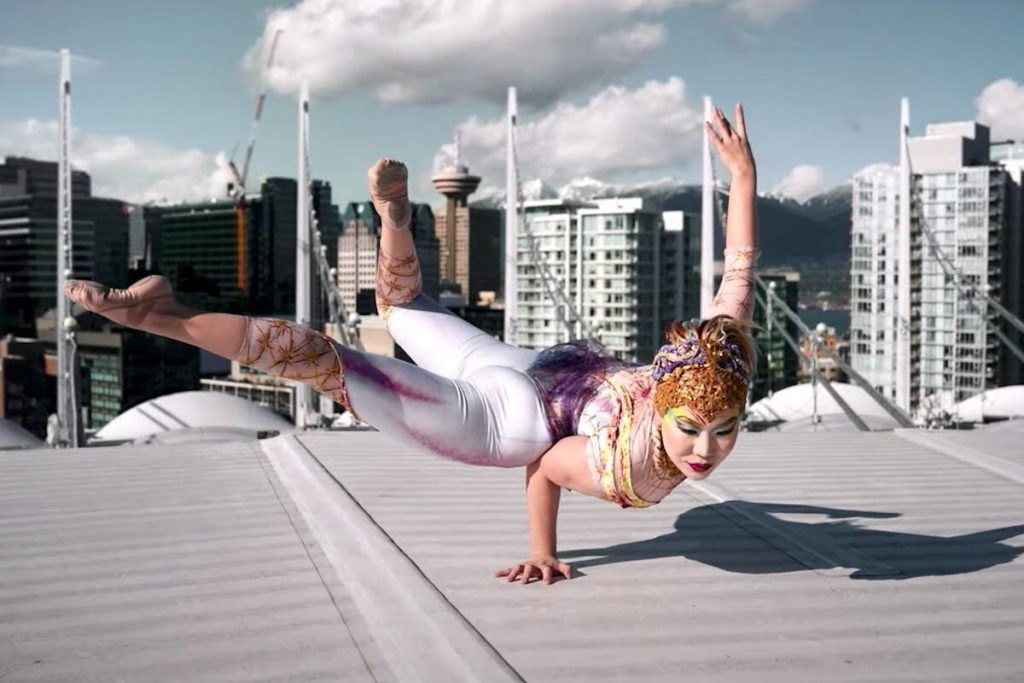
[473, 179, 854, 306]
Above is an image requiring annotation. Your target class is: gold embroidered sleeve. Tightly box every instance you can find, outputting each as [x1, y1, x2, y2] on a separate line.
[711, 247, 759, 321]
[235, 317, 353, 412]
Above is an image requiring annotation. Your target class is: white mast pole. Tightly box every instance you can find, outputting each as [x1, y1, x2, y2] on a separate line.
[504, 86, 518, 345]
[56, 49, 79, 448]
[295, 81, 314, 428]
[897, 97, 912, 414]
[701, 95, 714, 318]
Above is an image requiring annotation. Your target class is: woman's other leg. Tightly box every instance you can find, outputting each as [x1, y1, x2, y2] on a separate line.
[235, 315, 549, 466]
[64, 276, 551, 467]
[370, 159, 537, 378]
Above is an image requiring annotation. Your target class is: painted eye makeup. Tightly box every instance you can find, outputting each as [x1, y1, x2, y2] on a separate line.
[716, 423, 738, 436]
[676, 421, 737, 436]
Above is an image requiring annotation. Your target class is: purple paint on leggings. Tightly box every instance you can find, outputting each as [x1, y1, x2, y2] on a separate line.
[527, 339, 638, 441]
[341, 348, 443, 403]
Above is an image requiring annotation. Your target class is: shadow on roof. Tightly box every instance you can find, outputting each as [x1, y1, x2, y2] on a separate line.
[561, 502, 1024, 581]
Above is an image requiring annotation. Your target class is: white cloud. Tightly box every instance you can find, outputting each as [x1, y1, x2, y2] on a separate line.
[975, 78, 1024, 140]
[771, 164, 826, 202]
[852, 162, 896, 179]
[431, 77, 703, 194]
[726, 0, 810, 23]
[0, 45, 102, 73]
[244, 0, 811, 105]
[0, 118, 234, 204]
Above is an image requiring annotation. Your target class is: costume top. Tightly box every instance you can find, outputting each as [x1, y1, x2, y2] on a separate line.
[528, 247, 758, 508]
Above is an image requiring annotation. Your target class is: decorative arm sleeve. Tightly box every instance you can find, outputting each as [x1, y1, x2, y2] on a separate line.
[709, 247, 759, 321]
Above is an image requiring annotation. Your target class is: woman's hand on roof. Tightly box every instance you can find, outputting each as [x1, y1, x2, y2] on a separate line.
[494, 554, 572, 585]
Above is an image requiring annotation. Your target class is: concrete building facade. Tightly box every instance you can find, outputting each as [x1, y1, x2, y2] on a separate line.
[515, 198, 701, 362]
[850, 121, 1023, 416]
[750, 270, 801, 401]
[0, 157, 128, 336]
[337, 202, 440, 316]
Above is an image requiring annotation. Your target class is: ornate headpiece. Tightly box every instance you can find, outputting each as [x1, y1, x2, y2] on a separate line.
[651, 318, 750, 420]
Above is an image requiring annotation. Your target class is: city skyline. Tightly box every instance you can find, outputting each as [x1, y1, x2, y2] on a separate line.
[1, 0, 1021, 208]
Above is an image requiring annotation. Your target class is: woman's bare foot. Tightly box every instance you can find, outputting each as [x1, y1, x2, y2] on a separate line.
[368, 158, 411, 230]
[63, 275, 184, 329]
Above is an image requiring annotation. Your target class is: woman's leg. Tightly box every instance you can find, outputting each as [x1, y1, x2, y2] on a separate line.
[370, 159, 538, 378]
[63, 276, 551, 467]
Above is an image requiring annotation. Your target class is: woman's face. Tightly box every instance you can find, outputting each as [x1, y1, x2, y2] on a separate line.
[660, 405, 741, 479]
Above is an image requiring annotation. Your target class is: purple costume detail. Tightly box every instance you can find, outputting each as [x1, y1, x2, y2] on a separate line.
[651, 338, 750, 383]
[343, 349, 443, 403]
[526, 339, 639, 441]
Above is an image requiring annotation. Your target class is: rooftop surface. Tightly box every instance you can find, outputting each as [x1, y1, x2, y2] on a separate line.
[2, 424, 1023, 681]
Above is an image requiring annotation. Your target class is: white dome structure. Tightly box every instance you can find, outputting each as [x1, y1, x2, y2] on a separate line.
[93, 391, 293, 445]
[954, 386, 1024, 422]
[0, 417, 45, 450]
[748, 382, 898, 429]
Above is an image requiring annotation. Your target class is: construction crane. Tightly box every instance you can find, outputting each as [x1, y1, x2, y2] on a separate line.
[226, 29, 283, 292]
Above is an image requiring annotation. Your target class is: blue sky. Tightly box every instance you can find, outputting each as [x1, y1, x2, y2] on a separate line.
[1, 0, 1021, 205]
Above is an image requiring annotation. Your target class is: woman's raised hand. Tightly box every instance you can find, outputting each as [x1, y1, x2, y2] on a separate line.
[494, 554, 572, 585]
[706, 103, 756, 181]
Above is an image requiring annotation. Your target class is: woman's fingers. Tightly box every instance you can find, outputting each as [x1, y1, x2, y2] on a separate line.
[505, 564, 524, 582]
[495, 561, 570, 585]
[735, 103, 747, 138]
[714, 107, 733, 138]
[705, 121, 724, 146]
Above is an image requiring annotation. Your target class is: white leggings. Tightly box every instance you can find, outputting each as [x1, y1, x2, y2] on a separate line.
[237, 295, 553, 468]
[347, 296, 551, 466]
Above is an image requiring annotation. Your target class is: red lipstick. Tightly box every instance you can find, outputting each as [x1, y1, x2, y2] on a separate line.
[687, 462, 712, 473]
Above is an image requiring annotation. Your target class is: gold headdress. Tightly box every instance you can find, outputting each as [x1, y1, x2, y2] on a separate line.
[651, 317, 751, 421]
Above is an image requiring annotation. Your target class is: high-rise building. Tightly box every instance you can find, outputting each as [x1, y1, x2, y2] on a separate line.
[661, 210, 702, 326]
[850, 121, 1024, 415]
[0, 335, 55, 439]
[751, 271, 801, 400]
[337, 201, 439, 316]
[35, 312, 199, 433]
[991, 139, 1024, 386]
[0, 157, 129, 336]
[260, 177, 298, 314]
[338, 202, 381, 315]
[146, 197, 261, 312]
[146, 176, 342, 320]
[434, 204, 503, 303]
[516, 198, 701, 362]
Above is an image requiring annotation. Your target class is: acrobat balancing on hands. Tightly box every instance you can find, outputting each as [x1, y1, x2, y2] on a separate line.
[65, 104, 758, 586]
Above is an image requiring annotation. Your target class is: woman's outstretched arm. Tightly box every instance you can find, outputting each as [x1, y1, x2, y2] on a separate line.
[707, 103, 759, 321]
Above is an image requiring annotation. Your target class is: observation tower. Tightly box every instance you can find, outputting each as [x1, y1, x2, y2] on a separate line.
[431, 133, 481, 289]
